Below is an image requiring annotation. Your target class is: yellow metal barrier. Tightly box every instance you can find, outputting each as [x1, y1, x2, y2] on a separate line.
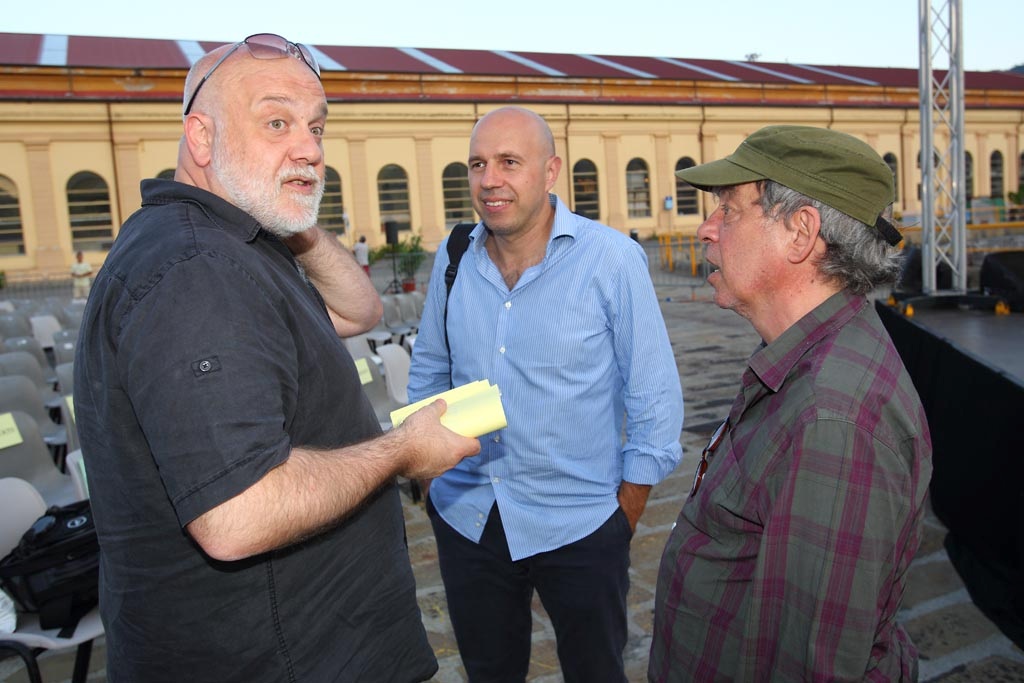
[658, 233, 702, 276]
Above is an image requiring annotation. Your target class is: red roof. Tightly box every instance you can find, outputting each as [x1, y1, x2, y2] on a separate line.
[1, 31, 1021, 91]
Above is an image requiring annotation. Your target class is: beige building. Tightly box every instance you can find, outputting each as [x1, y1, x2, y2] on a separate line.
[0, 33, 1022, 280]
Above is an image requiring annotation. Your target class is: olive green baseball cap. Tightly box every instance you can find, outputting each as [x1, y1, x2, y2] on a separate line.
[676, 125, 902, 245]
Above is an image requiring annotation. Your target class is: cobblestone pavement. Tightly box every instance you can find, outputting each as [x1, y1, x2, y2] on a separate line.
[4, 283, 1023, 682]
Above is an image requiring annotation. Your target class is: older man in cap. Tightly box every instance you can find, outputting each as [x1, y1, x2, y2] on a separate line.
[648, 125, 932, 681]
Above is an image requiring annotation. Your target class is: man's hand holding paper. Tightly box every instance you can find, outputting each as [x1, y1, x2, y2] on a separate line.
[391, 380, 507, 439]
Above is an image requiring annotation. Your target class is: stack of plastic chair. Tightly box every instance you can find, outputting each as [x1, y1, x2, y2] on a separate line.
[0, 477, 104, 683]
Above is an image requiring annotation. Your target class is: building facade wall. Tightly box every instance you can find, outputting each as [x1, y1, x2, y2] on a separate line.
[0, 98, 1021, 280]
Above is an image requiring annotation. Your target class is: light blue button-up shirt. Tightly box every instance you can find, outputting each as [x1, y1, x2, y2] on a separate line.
[408, 195, 684, 561]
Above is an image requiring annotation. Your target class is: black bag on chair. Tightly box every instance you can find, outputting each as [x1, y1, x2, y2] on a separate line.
[0, 499, 99, 631]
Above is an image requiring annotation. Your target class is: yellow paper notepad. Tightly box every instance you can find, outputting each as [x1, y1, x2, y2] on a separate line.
[390, 380, 507, 438]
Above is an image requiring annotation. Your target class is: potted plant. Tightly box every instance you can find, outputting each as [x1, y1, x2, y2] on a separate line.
[397, 235, 426, 292]
[1008, 183, 1024, 221]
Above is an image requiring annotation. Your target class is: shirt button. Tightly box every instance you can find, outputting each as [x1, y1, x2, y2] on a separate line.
[478, 512, 484, 519]
[499, 346, 506, 354]
[505, 301, 512, 309]
[492, 476, 500, 484]
[493, 435, 501, 443]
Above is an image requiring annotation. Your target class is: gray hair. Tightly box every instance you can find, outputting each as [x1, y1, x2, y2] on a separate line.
[758, 180, 903, 295]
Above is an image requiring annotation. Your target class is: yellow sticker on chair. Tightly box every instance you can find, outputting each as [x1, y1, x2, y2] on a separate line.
[354, 357, 373, 385]
[0, 413, 25, 449]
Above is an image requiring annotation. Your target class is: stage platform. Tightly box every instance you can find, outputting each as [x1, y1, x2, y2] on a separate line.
[877, 295, 1024, 650]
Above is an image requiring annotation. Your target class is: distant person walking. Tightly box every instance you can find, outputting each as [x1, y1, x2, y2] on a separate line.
[70, 250, 93, 300]
[353, 235, 371, 276]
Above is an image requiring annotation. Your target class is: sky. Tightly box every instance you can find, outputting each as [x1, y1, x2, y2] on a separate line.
[4, 0, 1020, 72]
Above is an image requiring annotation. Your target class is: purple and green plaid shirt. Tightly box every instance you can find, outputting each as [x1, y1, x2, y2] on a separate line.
[650, 291, 932, 682]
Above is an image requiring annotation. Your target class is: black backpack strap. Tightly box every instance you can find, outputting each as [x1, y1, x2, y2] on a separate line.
[443, 223, 474, 386]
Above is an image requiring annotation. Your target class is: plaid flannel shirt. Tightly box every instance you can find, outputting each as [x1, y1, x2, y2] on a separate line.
[650, 291, 932, 682]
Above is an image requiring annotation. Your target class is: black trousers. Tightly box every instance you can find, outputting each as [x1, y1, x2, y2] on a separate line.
[427, 498, 631, 683]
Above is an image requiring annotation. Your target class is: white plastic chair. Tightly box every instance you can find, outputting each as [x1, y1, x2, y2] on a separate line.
[379, 295, 413, 344]
[0, 477, 103, 683]
[29, 315, 63, 351]
[0, 351, 62, 410]
[354, 355, 403, 430]
[55, 363, 74, 397]
[343, 334, 378, 362]
[0, 376, 66, 452]
[0, 313, 31, 340]
[394, 293, 421, 331]
[52, 340, 76, 367]
[63, 449, 89, 501]
[0, 411, 77, 506]
[375, 343, 411, 405]
[407, 290, 426, 317]
[2, 337, 56, 385]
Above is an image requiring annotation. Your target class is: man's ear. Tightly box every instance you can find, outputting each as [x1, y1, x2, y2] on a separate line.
[183, 114, 213, 168]
[545, 155, 563, 193]
[787, 205, 823, 264]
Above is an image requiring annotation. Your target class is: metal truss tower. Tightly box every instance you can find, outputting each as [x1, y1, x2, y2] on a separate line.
[918, 0, 967, 293]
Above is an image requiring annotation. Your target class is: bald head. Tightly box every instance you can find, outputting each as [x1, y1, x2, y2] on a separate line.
[182, 43, 238, 117]
[472, 107, 556, 157]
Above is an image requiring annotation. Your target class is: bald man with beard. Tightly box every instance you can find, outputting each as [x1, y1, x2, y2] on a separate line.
[74, 34, 479, 682]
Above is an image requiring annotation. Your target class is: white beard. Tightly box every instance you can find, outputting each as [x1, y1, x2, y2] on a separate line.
[212, 138, 324, 238]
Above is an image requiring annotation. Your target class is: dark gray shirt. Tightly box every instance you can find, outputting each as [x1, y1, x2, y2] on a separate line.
[74, 179, 435, 682]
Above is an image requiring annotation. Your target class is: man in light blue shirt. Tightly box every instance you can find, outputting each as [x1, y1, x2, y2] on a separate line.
[408, 106, 684, 682]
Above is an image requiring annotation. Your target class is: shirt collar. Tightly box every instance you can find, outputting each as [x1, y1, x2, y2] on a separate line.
[140, 178, 265, 243]
[748, 290, 866, 392]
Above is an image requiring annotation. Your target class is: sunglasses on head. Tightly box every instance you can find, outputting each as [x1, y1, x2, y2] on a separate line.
[183, 33, 321, 117]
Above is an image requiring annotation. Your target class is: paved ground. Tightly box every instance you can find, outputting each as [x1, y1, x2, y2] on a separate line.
[4, 274, 1023, 682]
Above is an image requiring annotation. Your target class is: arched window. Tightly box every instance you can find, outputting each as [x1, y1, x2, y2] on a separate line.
[883, 153, 899, 202]
[318, 166, 346, 235]
[0, 175, 25, 256]
[990, 151, 1004, 199]
[674, 157, 698, 215]
[67, 171, 114, 251]
[572, 159, 600, 219]
[626, 158, 650, 218]
[377, 164, 411, 233]
[964, 152, 974, 202]
[156, 169, 175, 180]
[442, 162, 473, 227]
